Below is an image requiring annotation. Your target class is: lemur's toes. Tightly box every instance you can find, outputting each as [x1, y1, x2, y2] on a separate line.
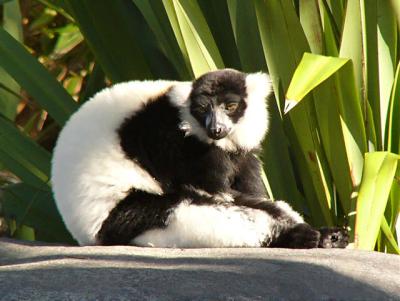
[318, 227, 349, 248]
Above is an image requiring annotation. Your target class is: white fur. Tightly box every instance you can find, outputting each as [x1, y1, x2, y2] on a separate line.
[132, 201, 276, 248]
[52, 80, 190, 245]
[275, 201, 304, 224]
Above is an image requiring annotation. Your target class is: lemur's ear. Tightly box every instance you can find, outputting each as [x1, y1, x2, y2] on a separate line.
[245, 72, 272, 103]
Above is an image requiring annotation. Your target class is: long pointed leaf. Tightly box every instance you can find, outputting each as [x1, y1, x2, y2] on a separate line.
[286, 53, 348, 104]
[0, 28, 77, 126]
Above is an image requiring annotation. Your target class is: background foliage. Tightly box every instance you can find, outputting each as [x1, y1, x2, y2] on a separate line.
[0, 0, 399, 253]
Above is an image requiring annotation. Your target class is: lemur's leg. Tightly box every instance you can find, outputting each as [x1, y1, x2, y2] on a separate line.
[233, 194, 348, 248]
[232, 195, 318, 248]
[97, 188, 290, 247]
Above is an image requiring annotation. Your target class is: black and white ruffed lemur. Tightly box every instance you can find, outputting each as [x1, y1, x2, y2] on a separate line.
[51, 69, 348, 248]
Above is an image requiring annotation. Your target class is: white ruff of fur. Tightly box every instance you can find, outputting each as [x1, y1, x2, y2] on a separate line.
[169, 72, 272, 152]
[132, 201, 275, 248]
[52, 80, 192, 245]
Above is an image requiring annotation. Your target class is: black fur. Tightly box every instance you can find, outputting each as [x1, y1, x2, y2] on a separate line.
[97, 70, 349, 249]
[268, 223, 321, 249]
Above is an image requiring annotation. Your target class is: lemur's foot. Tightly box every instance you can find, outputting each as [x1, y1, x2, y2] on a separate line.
[318, 227, 349, 248]
[269, 223, 321, 249]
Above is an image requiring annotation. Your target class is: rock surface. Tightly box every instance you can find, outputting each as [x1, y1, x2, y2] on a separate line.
[0, 238, 399, 301]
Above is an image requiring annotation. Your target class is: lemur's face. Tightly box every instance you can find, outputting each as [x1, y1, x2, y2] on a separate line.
[189, 70, 247, 140]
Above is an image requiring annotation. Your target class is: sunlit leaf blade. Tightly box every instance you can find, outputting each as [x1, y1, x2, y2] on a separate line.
[132, 0, 192, 80]
[377, 0, 397, 142]
[320, 2, 339, 56]
[52, 23, 84, 57]
[0, 27, 77, 126]
[381, 218, 400, 254]
[171, 0, 224, 77]
[388, 167, 400, 232]
[2, 183, 76, 244]
[311, 77, 353, 214]
[285, 53, 348, 105]
[361, 0, 381, 149]
[0, 115, 51, 189]
[339, 1, 362, 95]
[162, 0, 193, 76]
[390, 0, 400, 30]
[355, 152, 399, 250]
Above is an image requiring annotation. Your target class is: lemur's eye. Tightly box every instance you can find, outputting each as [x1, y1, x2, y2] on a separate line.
[225, 103, 239, 113]
[194, 104, 208, 114]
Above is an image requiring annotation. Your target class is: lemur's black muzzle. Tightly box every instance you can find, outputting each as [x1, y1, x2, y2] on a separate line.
[206, 110, 229, 140]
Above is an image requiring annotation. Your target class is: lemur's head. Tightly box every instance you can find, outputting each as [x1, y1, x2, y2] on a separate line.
[189, 69, 247, 140]
[173, 69, 272, 151]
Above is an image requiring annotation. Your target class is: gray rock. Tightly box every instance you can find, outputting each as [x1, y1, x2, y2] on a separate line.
[0, 238, 399, 301]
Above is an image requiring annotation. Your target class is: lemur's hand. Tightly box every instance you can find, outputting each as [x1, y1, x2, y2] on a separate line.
[318, 227, 349, 248]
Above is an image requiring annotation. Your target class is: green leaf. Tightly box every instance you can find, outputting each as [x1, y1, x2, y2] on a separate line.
[2, 183, 76, 244]
[261, 97, 304, 212]
[132, 0, 192, 80]
[299, 0, 324, 54]
[0, 0, 23, 121]
[255, 0, 310, 110]
[361, 0, 381, 149]
[227, 0, 266, 72]
[339, 1, 363, 94]
[381, 218, 400, 254]
[0, 27, 77, 126]
[355, 152, 399, 250]
[385, 63, 400, 154]
[66, 0, 179, 81]
[171, 0, 224, 77]
[377, 0, 397, 140]
[0, 115, 51, 189]
[320, 2, 339, 56]
[286, 53, 348, 105]
[52, 23, 84, 58]
[198, 0, 241, 70]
